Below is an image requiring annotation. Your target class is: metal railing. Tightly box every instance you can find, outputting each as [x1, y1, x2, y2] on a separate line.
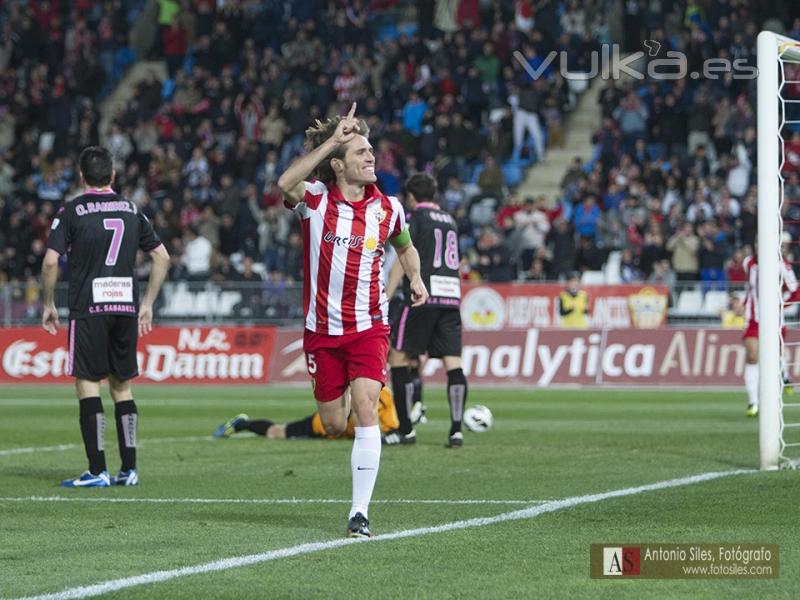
[0, 281, 304, 327]
[666, 280, 748, 326]
[0, 280, 750, 327]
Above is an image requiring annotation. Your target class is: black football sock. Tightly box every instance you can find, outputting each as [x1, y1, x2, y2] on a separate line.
[391, 366, 414, 434]
[410, 366, 423, 406]
[447, 368, 468, 436]
[242, 419, 273, 436]
[79, 397, 107, 475]
[114, 400, 138, 472]
[285, 415, 314, 439]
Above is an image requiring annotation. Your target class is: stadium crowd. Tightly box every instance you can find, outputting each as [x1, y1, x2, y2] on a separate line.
[1, 0, 799, 304]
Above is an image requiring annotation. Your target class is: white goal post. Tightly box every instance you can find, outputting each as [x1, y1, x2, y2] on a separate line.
[757, 31, 800, 470]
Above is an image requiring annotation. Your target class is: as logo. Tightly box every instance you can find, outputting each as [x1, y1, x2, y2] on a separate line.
[461, 287, 505, 331]
[370, 206, 387, 223]
[603, 547, 640, 576]
[628, 286, 668, 328]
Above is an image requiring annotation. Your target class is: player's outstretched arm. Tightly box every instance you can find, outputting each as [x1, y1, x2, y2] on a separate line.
[394, 241, 428, 307]
[277, 102, 360, 206]
[139, 244, 170, 337]
[41, 249, 61, 335]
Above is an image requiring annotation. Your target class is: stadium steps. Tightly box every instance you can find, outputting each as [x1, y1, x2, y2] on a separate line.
[516, 75, 604, 204]
[99, 60, 168, 138]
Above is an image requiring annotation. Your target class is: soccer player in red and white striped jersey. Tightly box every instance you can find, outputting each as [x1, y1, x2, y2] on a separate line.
[278, 103, 428, 538]
[742, 234, 800, 416]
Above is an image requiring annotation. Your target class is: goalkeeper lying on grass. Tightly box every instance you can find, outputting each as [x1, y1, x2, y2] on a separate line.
[213, 387, 399, 440]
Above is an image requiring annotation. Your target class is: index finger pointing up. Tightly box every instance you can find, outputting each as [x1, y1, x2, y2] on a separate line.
[347, 102, 356, 119]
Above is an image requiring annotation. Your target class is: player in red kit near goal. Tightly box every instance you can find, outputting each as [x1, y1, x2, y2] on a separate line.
[742, 233, 800, 416]
[278, 103, 428, 538]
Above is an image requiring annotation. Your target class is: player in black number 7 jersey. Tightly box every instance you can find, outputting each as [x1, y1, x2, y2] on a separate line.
[42, 147, 170, 488]
[385, 174, 468, 448]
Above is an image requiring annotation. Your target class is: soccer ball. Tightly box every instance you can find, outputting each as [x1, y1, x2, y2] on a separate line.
[463, 405, 493, 432]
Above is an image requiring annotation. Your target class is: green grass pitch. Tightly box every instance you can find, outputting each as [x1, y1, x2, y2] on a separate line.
[1, 385, 799, 599]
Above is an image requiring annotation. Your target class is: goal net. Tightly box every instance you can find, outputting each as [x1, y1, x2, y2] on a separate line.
[757, 31, 800, 470]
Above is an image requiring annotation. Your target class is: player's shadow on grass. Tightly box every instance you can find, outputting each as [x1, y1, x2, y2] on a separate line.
[189, 510, 334, 530]
[4, 466, 70, 483]
[654, 447, 754, 470]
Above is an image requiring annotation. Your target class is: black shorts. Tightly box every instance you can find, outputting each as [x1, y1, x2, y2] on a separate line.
[394, 306, 462, 358]
[67, 315, 139, 381]
[388, 296, 405, 346]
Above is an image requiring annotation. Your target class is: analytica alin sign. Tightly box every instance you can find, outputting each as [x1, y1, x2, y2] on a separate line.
[268, 327, 788, 387]
[419, 329, 754, 386]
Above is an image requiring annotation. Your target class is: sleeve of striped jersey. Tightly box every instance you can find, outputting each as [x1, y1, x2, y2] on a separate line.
[285, 180, 327, 219]
[388, 196, 407, 238]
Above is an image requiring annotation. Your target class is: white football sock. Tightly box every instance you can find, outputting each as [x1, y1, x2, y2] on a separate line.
[350, 425, 381, 519]
[745, 363, 759, 407]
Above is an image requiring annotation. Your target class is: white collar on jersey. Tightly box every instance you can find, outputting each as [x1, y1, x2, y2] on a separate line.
[84, 186, 115, 195]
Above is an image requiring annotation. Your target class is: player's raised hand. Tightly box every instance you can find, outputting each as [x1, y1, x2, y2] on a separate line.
[138, 303, 153, 337]
[41, 304, 60, 335]
[332, 102, 358, 145]
[409, 276, 429, 307]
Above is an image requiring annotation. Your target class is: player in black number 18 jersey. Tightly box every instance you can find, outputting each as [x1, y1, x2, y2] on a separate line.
[385, 174, 468, 448]
[42, 147, 170, 488]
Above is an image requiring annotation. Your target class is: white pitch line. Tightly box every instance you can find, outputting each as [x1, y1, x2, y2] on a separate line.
[0, 443, 80, 457]
[0, 496, 543, 506]
[8, 468, 755, 600]
[0, 436, 213, 457]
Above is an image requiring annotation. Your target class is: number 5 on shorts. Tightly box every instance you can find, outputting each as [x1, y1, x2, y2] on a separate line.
[306, 353, 317, 375]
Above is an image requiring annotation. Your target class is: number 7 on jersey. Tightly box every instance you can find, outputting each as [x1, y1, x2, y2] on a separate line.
[103, 218, 125, 266]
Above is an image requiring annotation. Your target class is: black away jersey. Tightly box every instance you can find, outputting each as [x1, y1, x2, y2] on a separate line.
[403, 202, 461, 308]
[47, 192, 162, 318]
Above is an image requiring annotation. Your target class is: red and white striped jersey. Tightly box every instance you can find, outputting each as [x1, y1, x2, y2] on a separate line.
[289, 180, 407, 335]
[743, 254, 800, 324]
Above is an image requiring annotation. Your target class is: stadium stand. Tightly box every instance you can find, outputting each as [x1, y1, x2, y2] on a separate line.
[1, 1, 799, 323]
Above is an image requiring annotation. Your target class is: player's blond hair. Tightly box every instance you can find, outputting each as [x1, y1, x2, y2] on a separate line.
[304, 116, 370, 183]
